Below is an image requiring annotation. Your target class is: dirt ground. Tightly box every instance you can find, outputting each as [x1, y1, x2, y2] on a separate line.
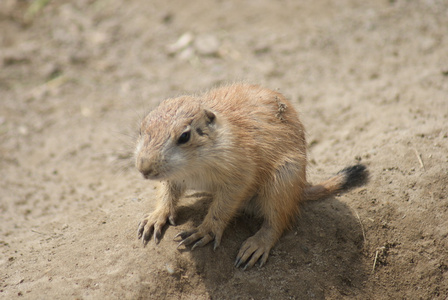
[1, 0, 447, 299]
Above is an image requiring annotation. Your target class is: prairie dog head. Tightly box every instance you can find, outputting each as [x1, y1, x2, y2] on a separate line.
[135, 96, 217, 180]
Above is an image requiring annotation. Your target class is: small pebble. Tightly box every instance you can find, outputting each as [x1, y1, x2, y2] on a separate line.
[194, 34, 220, 56]
[18, 126, 29, 135]
[167, 32, 194, 54]
[165, 263, 175, 275]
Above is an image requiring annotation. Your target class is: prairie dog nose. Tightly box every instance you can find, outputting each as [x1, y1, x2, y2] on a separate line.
[136, 156, 154, 177]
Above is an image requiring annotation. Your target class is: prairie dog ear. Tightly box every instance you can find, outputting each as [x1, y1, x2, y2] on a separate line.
[204, 109, 216, 124]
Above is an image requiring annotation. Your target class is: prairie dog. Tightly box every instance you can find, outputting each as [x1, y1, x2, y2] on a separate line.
[135, 83, 367, 269]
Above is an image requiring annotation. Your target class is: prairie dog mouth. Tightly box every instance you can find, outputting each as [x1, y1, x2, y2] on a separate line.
[141, 172, 160, 180]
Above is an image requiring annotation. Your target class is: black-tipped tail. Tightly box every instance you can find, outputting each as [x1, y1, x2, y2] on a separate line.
[338, 164, 369, 191]
[305, 164, 369, 201]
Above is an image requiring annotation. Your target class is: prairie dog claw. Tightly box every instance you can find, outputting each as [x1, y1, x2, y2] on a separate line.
[137, 210, 176, 245]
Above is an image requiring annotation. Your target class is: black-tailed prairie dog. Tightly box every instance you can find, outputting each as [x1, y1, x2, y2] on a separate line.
[135, 83, 367, 269]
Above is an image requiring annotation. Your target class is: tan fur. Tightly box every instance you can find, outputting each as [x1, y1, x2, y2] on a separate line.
[135, 83, 353, 269]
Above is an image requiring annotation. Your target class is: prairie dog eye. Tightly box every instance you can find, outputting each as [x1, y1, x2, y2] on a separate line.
[177, 131, 191, 144]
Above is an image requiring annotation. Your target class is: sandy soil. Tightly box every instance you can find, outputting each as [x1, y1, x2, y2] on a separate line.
[1, 0, 448, 299]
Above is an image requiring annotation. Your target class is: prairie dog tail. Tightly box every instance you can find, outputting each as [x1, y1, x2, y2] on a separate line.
[305, 165, 368, 201]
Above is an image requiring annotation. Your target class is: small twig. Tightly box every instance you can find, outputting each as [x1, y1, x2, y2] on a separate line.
[31, 229, 47, 235]
[31, 229, 62, 239]
[413, 148, 425, 170]
[372, 250, 379, 273]
[354, 209, 366, 245]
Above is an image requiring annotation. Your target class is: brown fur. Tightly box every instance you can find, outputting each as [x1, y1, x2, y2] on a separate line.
[135, 83, 366, 269]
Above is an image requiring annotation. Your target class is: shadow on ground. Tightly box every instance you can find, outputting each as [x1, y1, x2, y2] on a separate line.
[137, 193, 368, 299]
